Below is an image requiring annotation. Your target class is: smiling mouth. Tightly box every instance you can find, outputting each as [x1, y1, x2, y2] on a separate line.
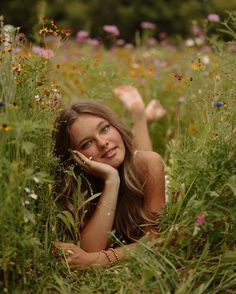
[101, 147, 117, 158]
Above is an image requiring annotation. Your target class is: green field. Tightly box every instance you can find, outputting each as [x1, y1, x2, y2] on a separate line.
[0, 13, 236, 293]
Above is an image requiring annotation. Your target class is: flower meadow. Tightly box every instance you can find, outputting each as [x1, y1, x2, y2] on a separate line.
[0, 13, 236, 293]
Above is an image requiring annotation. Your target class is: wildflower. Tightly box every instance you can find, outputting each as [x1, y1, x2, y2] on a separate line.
[32, 176, 39, 183]
[0, 124, 12, 131]
[188, 122, 197, 134]
[147, 37, 157, 46]
[32, 46, 55, 60]
[103, 25, 120, 36]
[185, 39, 195, 47]
[39, 28, 49, 35]
[191, 61, 205, 71]
[194, 37, 205, 46]
[34, 95, 40, 102]
[24, 187, 31, 193]
[29, 192, 38, 200]
[207, 14, 220, 22]
[76, 30, 89, 43]
[0, 101, 6, 107]
[141, 21, 156, 30]
[213, 101, 224, 109]
[190, 22, 203, 37]
[196, 213, 205, 226]
[202, 55, 210, 65]
[16, 33, 27, 44]
[40, 48, 54, 60]
[87, 38, 99, 46]
[124, 43, 134, 49]
[12, 64, 22, 74]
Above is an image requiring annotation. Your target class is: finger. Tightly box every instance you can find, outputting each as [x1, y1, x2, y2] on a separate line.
[72, 152, 88, 167]
[54, 242, 76, 250]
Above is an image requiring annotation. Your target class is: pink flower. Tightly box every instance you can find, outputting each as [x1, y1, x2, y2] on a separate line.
[147, 37, 157, 46]
[32, 46, 54, 60]
[207, 14, 220, 22]
[124, 43, 134, 49]
[40, 48, 55, 60]
[76, 30, 89, 43]
[87, 38, 100, 46]
[103, 25, 120, 36]
[141, 21, 156, 30]
[196, 213, 205, 226]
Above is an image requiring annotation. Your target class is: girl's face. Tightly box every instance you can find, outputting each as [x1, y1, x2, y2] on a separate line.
[69, 114, 126, 168]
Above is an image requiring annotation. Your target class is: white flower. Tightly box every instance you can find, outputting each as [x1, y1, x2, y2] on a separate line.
[34, 95, 40, 101]
[24, 187, 31, 193]
[29, 192, 38, 200]
[202, 55, 210, 65]
[24, 215, 29, 223]
[32, 176, 39, 183]
[185, 39, 194, 47]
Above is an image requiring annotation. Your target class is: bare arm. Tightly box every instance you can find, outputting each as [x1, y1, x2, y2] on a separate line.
[72, 151, 120, 252]
[140, 151, 166, 213]
[54, 242, 137, 270]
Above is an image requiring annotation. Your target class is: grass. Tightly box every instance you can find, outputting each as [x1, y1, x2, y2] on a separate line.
[0, 13, 236, 293]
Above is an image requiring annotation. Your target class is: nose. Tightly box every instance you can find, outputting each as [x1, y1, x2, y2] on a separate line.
[98, 138, 109, 150]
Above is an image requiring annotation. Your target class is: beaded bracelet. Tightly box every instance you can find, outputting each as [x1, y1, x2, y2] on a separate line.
[108, 248, 120, 262]
[101, 250, 113, 264]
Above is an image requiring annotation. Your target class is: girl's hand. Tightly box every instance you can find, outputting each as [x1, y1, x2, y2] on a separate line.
[72, 150, 120, 183]
[53, 242, 99, 271]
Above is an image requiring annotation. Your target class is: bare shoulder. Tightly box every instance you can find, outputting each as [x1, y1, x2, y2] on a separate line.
[134, 150, 164, 176]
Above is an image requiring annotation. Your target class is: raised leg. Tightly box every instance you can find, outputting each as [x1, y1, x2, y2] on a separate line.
[113, 85, 152, 151]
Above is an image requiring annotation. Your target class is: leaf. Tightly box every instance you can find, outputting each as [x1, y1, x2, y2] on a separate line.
[57, 210, 75, 236]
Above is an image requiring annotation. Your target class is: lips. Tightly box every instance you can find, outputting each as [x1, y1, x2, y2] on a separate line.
[101, 147, 117, 158]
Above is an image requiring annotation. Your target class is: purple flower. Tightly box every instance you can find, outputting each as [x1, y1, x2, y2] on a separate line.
[76, 30, 89, 43]
[213, 101, 224, 109]
[208, 14, 220, 22]
[103, 25, 120, 36]
[196, 213, 205, 226]
[141, 21, 156, 30]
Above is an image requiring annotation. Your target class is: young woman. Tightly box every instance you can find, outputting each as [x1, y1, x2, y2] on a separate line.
[53, 85, 166, 270]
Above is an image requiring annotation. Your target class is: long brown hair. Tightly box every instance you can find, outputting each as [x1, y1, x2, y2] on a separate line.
[53, 100, 156, 243]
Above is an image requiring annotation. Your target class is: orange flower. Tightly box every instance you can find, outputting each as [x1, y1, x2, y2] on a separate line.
[188, 122, 197, 134]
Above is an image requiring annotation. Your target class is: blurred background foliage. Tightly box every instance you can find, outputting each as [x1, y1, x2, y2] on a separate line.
[0, 0, 236, 42]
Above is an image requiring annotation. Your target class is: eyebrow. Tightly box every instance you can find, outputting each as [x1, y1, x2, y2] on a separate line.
[77, 119, 107, 147]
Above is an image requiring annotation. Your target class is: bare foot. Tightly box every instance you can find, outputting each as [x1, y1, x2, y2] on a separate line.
[113, 85, 145, 115]
[145, 100, 166, 123]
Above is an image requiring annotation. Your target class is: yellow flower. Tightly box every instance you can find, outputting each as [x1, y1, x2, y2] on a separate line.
[191, 62, 205, 71]
[39, 28, 49, 35]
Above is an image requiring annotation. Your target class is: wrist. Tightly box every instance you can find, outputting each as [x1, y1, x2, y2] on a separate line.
[105, 172, 120, 187]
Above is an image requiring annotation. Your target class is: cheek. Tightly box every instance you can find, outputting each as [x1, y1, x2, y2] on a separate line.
[78, 147, 98, 160]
